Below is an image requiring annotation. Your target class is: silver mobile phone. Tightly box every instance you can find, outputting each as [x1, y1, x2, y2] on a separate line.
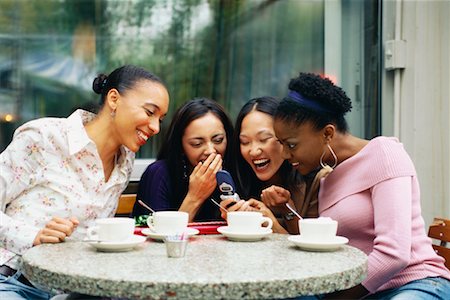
[216, 170, 240, 207]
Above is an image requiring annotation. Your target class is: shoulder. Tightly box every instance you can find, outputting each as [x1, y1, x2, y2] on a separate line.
[369, 136, 405, 154]
[13, 117, 69, 150]
[15, 117, 67, 138]
[146, 160, 168, 173]
[324, 136, 416, 192]
[138, 160, 172, 197]
[141, 160, 170, 180]
[366, 136, 415, 173]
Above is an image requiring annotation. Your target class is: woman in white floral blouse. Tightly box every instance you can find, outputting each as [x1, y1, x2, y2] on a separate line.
[0, 65, 169, 299]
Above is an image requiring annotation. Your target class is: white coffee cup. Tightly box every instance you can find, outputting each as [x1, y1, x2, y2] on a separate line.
[146, 211, 189, 235]
[298, 217, 338, 241]
[87, 217, 135, 242]
[227, 211, 273, 233]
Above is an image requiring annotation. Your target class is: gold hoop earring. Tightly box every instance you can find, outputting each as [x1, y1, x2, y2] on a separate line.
[320, 143, 338, 169]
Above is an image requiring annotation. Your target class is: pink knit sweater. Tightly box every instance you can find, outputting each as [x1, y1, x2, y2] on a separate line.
[319, 136, 450, 293]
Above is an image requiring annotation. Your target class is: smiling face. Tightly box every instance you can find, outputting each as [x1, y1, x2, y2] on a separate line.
[239, 110, 284, 182]
[113, 80, 169, 152]
[181, 112, 227, 167]
[273, 119, 325, 176]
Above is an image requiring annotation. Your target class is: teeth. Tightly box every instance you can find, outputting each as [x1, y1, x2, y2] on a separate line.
[253, 159, 269, 165]
[137, 130, 148, 141]
[291, 162, 299, 167]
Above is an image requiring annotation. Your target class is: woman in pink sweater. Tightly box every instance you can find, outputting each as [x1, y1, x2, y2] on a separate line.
[273, 72, 450, 299]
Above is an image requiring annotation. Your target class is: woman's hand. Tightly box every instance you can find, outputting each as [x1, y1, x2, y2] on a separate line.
[180, 153, 222, 221]
[220, 198, 276, 220]
[261, 186, 300, 234]
[261, 185, 291, 208]
[187, 153, 222, 203]
[240, 199, 287, 233]
[33, 216, 79, 246]
[220, 199, 287, 233]
[261, 185, 297, 216]
[241, 199, 276, 219]
[219, 199, 246, 220]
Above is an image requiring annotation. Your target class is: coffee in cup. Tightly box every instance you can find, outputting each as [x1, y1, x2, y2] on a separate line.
[87, 217, 135, 242]
[146, 211, 189, 235]
[227, 211, 273, 232]
[298, 217, 338, 241]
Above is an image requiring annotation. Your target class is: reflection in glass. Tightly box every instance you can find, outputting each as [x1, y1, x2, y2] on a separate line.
[0, 0, 378, 158]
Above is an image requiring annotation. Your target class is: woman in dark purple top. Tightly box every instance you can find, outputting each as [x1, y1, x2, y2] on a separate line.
[132, 98, 234, 222]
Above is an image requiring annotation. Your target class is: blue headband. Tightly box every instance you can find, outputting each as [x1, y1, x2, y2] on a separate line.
[287, 90, 333, 114]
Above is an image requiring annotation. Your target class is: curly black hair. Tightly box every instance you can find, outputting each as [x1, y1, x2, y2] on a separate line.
[275, 72, 352, 132]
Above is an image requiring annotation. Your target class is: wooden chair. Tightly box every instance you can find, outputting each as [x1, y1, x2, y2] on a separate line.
[428, 217, 450, 269]
[115, 194, 137, 217]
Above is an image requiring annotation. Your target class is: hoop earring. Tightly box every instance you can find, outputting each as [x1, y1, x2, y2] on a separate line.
[320, 143, 338, 169]
[111, 109, 116, 118]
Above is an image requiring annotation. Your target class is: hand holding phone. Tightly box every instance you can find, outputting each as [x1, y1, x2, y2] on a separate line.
[216, 170, 240, 207]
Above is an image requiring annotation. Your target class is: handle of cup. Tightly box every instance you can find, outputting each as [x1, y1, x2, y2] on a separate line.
[86, 226, 98, 240]
[261, 217, 273, 229]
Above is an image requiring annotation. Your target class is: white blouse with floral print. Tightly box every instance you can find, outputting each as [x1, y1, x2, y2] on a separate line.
[0, 109, 134, 269]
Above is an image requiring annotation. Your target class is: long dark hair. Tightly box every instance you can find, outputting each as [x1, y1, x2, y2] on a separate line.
[232, 96, 302, 199]
[157, 98, 234, 206]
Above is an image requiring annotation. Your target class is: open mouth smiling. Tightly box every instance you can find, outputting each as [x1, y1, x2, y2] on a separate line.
[253, 158, 270, 170]
[137, 130, 150, 145]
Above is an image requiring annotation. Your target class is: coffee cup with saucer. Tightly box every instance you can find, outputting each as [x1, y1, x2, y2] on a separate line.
[141, 211, 199, 241]
[288, 217, 348, 251]
[217, 211, 273, 242]
[86, 217, 146, 252]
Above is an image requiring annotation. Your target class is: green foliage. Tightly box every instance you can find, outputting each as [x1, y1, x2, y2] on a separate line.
[0, 0, 325, 156]
[134, 214, 149, 227]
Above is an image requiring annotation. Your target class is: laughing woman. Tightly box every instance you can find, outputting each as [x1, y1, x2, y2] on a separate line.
[273, 72, 450, 299]
[132, 98, 234, 222]
[0, 65, 169, 299]
[221, 97, 331, 234]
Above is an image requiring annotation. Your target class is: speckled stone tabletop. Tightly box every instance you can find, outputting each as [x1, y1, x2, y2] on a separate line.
[22, 234, 367, 299]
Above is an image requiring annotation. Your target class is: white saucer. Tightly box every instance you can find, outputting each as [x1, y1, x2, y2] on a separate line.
[217, 226, 272, 242]
[288, 235, 349, 251]
[141, 227, 200, 241]
[87, 235, 146, 252]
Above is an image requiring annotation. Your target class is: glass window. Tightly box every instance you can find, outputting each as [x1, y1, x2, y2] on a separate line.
[0, 0, 379, 158]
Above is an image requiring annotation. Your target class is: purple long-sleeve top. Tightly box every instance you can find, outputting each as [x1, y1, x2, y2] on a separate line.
[132, 160, 222, 221]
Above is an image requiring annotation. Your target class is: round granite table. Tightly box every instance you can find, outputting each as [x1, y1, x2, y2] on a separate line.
[22, 234, 367, 299]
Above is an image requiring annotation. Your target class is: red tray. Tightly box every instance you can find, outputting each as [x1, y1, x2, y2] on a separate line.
[134, 227, 146, 236]
[134, 221, 227, 236]
[188, 221, 227, 235]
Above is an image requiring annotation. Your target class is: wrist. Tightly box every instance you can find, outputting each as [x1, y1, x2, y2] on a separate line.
[272, 220, 288, 234]
[180, 194, 202, 213]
